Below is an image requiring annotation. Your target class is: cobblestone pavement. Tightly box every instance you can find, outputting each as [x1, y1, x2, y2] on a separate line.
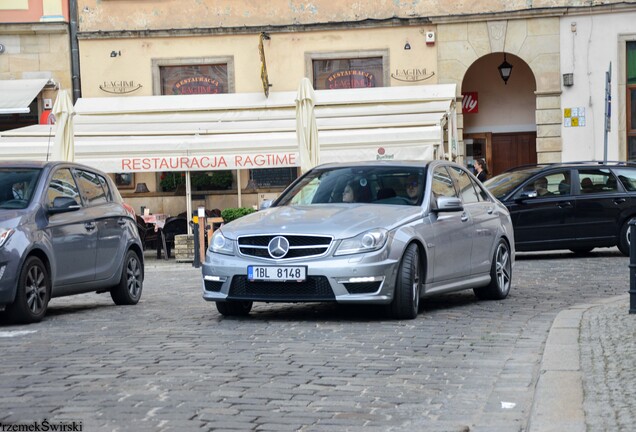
[580, 298, 636, 431]
[0, 248, 630, 432]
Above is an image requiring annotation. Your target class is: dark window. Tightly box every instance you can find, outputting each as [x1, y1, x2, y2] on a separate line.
[250, 168, 297, 188]
[159, 64, 229, 95]
[313, 57, 384, 90]
[577, 169, 618, 194]
[613, 167, 636, 191]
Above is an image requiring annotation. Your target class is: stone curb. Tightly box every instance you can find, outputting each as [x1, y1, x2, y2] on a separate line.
[527, 294, 629, 432]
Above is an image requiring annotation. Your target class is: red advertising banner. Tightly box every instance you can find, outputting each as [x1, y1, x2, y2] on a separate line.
[462, 92, 478, 114]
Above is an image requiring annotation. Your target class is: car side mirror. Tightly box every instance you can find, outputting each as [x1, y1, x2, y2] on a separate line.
[259, 199, 273, 210]
[48, 196, 81, 214]
[434, 196, 464, 212]
[516, 190, 538, 202]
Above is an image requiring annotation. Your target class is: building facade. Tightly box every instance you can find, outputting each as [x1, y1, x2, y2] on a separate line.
[0, 0, 73, 130]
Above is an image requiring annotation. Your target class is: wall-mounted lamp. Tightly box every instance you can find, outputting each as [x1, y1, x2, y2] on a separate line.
[497, 53, 513, 85]
[563, 73, 574, 87]
[110, 51, 121, 58]
[404, 42, 411, 50]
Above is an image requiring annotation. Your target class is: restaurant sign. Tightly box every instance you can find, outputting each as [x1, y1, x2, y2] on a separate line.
[99, 80, 143, 94]
[90, 152, 300, 173]
[173, 76, 221, 95]
[390, 68, 435, 82]
[326, 70, 375, 89]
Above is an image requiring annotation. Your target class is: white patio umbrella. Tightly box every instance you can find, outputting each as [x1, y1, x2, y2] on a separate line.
[51, 90, 75, 162]
[295, 78, 319, 173]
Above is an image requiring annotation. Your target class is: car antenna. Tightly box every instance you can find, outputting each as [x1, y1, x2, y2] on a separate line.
[45, 114, 55, 161]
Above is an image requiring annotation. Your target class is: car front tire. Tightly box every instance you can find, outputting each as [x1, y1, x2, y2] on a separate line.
[388, 243, 421, 320]
[216, 301, 253, 316]
[474, 239, 512, 300]
[6, 256, 50, 324]
[111, 250, 143, 305]
[618, 220, 633, 256]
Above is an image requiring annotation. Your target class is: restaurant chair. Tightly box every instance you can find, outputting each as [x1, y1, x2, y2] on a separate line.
[160, 216, 188, 258]
[136, 215, 158, 250]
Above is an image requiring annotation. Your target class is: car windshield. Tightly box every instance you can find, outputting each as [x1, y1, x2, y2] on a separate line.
[276, 166, 427, 206]
[0, 168, 42, 209]
[484, 167, 543, 199]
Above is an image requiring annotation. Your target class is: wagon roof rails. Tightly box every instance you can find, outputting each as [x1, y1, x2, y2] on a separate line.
[501, 160, 636, 173]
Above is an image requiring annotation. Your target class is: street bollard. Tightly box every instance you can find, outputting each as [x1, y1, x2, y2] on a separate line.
[191, 220, 201, 269]
[630, 220, 636, 314]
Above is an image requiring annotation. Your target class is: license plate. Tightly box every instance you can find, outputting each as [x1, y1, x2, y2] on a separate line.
[247, 265, 307, 282]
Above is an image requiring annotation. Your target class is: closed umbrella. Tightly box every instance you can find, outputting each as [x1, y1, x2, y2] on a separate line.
[295, 78, 319, 173]
[51, 90, 75, 162]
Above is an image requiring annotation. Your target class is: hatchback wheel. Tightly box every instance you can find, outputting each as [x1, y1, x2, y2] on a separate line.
[216, 301, 253, 316]
[6, 256, 50, 323]
[111, 250, 143, 305]
[388, 243, 421, 319]
[474, 239, 511, 300]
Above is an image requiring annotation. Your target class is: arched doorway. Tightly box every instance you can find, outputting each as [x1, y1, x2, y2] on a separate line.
[462, 53, 538, 176]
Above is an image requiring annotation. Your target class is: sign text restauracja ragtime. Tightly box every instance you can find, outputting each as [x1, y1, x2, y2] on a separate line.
[119, 153, 298, 172]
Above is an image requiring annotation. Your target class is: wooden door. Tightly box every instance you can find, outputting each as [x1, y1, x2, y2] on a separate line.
[491, 132, 537, 175]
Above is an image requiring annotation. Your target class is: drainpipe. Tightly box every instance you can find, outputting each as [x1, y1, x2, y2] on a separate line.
[69, 0, 81, 102]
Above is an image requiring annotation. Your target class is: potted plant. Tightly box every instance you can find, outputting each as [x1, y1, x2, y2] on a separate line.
[221, 207, 256, 223]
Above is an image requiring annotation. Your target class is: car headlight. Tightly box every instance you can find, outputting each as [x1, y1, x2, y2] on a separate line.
[0, 228, 14, 248]
[209, 231, 235, 255]
[335, 228, 388, 256]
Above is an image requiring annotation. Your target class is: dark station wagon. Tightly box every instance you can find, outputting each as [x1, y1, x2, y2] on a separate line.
[485, 161, 636, 255]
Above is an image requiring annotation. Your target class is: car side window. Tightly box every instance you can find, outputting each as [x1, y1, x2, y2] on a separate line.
[448, 166, 480, 203]
[47, 168, 81, 207]
[431, 166, 457, 198]
[98, 174, 113, 202]
[74, 169, 109, 205]
[517, 171, 571, 198]
[577, 169, 619, 194]
[612, 168, 636, 191]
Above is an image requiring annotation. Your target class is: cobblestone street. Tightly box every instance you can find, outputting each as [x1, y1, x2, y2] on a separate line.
[0, 248, 630, 432]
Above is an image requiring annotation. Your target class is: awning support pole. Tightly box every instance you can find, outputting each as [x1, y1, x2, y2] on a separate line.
[186, 170, 192, 235]
[236, 169, 242, 207]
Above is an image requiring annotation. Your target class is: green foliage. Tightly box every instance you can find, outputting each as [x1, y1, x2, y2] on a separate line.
[221, 207, 256, 223]
[160, 171, 233, 192]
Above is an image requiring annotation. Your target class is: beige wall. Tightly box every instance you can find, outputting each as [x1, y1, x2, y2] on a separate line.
[77, 0, 632, 31]
[79, 26, 438, 96]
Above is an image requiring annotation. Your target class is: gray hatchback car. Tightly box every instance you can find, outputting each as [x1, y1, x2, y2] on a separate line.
[0, 161, 144, 323]
[202, 160, 514, 319]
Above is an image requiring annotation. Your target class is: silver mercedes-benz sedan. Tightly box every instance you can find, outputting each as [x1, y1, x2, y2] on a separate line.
[202, 160, 514, 319]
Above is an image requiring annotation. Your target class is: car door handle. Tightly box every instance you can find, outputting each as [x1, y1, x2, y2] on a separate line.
[614, 198, 626, 205]
[557, 201, 573, 208]
[487, 207, 494, 214]
[118, 218, 127, 226]
[461, 212, 469, 222]
[84, 222, 96, 231]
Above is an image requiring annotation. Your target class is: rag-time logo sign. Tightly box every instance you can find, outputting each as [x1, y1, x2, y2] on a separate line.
[391, 68, 435, 82]
[99, 80, 143, 94]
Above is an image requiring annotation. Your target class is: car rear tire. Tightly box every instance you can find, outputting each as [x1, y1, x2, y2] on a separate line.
[388, 243, 421, 320]
[216, 301, 253, 316]
[474, 239, 512, 300]
[6, 256, 50, 324]
[110, 250, 143, 305]
[618, 220, 633, 256]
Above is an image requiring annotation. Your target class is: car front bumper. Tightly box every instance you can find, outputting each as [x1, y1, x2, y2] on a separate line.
[201, 248, 400, 305]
